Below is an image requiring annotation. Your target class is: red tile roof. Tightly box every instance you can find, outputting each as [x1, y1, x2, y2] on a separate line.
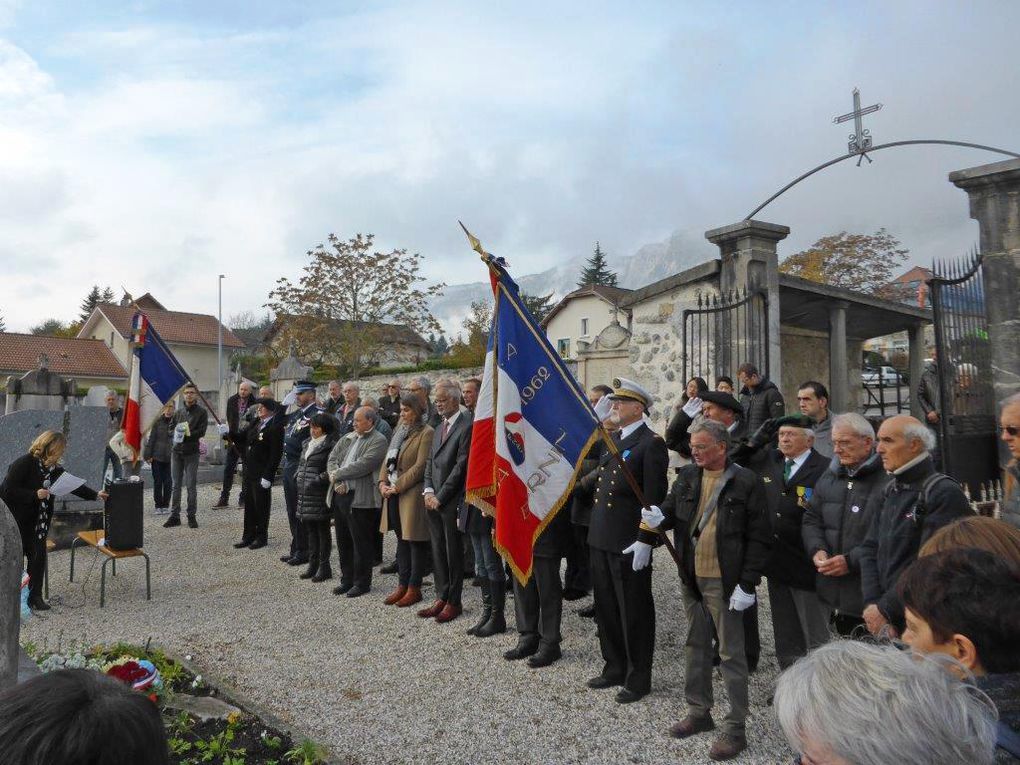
[95, 303, 245, 349]
[0, 333, 128, 379]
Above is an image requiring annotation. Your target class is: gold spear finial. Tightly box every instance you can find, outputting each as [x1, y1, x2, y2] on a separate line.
[458, 220, 489, 261]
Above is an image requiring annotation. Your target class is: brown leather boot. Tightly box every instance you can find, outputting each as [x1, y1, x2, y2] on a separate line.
[708, 733, 747, 761]
[383, 585, 408, 605]
[395, 585, 422, 607]
[417, 599, 445, 618]
[669, 715, 715, 739]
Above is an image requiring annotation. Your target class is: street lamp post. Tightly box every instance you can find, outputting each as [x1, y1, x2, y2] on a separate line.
[218, 274, 225, 411]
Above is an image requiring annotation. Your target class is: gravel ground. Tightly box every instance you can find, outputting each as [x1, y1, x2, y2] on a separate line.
[23, 484, 795, 764]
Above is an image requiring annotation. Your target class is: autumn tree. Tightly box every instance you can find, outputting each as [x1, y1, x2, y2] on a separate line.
[522, 292, 556, 324]
[449, 300, 492, 367]
[779, 229, 909, 298]
[265, 233, 444, 377]
[30, 319, 76, 337]
[577, 241, 618, 288]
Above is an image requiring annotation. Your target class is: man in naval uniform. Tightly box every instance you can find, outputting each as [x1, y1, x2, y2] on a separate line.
[579, 378, 669, 703]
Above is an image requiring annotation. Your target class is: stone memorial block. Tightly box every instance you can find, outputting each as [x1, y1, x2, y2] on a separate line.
[4, 355, 77, 414]
[0, 409, 64, 481]
[83, 385, 114, 407]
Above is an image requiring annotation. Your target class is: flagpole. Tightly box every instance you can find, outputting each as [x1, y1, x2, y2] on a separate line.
[597, 428, 681, 567]
[122, 290, 243, 460]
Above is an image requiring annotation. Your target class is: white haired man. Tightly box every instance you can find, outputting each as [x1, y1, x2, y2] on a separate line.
[336, 382, 361, 437]
[858, 414, 972, 638]
[801, 413, 891, 636]
[774, 641, 998, 765]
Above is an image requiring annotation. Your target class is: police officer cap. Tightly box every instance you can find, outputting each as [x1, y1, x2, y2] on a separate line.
[774, 414, 815, 428]
[294, 380, 317, 393]
[700, 390, 743, 414]
[609, 377, 652, 410]
[254, 397, 279, 412]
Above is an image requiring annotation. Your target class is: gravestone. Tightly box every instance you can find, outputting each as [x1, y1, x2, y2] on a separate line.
[270, 345, 313, 403]
[0, 498, 21, 691]
[0, 410, 65, 481]
[47, 406, 112, 544]
[4, 355, 77, 414]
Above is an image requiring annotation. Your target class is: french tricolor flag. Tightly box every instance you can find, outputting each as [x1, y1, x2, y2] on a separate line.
[465, 255, 601, 583]
[122, 313, 190, 456]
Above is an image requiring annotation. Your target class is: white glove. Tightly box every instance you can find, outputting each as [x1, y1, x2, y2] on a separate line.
[641, 505, 665, 529]
[728, 585, 756, 612]
[682, 397, 703, 417]
[217, 423, 230, 436]
[260, 478, 271, 490]
[622, 541, 653, 571]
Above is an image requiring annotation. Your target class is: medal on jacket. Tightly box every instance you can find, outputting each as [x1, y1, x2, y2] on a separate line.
[258, 432, 264, 442]
[796, 485, 812, 508]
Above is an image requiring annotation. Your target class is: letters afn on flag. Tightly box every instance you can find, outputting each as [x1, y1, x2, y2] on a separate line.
[122, 313, 191, 454]
[464, 248, 601, 583]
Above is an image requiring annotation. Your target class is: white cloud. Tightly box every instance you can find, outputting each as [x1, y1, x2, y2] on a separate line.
[0, 1, 1018, 335]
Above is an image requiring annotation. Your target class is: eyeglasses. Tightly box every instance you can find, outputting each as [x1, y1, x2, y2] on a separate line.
[1001, 425, 1020, 437]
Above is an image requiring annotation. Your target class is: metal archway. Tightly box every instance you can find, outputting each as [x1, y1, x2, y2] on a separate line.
[745, 140, 1020, 220]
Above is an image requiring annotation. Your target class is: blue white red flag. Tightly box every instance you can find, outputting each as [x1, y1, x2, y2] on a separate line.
[465, 247, 601, 582]
[122, 313, 190, 453]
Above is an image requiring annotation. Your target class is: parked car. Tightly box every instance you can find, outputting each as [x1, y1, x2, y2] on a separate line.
[862, 365, 903, 387]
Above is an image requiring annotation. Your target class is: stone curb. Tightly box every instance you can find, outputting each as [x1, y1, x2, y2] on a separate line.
[167, 648, 342, 765]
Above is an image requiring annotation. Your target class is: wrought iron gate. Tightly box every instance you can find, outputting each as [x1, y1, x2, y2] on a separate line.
[682, 288, 768, 386]
[928, 249, 997, 491]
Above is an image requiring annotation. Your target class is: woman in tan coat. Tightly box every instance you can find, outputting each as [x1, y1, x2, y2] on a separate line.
[379, 393, 433, 607]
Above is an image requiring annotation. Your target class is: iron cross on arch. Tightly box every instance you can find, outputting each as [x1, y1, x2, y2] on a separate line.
[833, 87, 883, 165]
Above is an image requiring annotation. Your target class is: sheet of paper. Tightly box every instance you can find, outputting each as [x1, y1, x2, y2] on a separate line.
[48, 472, 86, 497]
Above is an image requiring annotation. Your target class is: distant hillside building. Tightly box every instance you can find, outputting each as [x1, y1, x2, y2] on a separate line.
[264, 318, 430, 372]
[77, 293, 245, 392]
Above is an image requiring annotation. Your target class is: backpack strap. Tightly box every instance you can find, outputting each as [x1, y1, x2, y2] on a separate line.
[914, 472, 958, 520]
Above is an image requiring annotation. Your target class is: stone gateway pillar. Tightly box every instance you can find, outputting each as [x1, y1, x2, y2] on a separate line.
[705, 220, 789, 390]
[949, 158, 1020, 406]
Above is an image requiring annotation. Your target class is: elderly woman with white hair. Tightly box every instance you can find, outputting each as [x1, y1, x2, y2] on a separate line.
[774, 641, 998, 765]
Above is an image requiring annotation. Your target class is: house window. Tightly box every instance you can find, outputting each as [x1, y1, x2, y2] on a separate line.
[109, 332, 114, 348]
[557, 338, 571, 357]
[580, 318, 589, 336]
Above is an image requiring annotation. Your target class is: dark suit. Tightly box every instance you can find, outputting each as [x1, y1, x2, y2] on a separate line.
[564, 441, 602, 596]
[579, 423, 668, 695]
[243, 414, 285, 543]
[221, 392, 257, 504]
[423, 410, 473, 606]
[513, 507, 570, 651]
[761, 448, 831, 668]
[335, 399, 360, 437]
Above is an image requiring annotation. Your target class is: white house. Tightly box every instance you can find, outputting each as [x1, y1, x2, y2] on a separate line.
[541, 285, 633, 360]
[77, 293, 245, 392]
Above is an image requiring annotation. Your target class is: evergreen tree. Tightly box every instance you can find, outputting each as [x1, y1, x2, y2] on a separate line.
[0, 313, 6, 331]
[577, 241, 618, 288]
[522, 292, 556, 324]
[101, 286, 115, 303]
[79, 285, 105, 323]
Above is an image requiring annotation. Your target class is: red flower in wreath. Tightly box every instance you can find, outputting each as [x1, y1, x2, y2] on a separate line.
[106, 661, 148, 685]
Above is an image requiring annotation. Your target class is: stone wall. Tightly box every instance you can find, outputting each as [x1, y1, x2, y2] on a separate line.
[626, 277, 716, 430]
[780, 326, 864, 415]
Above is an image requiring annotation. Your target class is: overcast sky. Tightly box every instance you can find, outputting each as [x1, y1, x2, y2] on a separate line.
[1, 1, 1017, 332]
